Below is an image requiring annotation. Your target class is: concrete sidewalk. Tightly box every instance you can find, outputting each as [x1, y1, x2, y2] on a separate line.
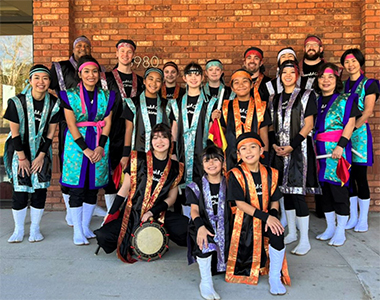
[0, 209, 379, 300]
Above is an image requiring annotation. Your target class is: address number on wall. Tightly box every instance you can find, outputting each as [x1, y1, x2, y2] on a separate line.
[133, 56, 160, 68]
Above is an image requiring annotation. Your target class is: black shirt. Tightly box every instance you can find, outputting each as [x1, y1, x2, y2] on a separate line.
[186, 181, 220, 215]
[220, 100, 272, 129]
[122, 96, 158, 126]
[281, 92, 318, 118]
[227, 171, 282, 210]
[209, 87, 220, 99]
[302, 60, 324, 78]
[4, 97, 61, 129]
[185, 95, 200, 125]
[119, 72, 134, 98]
[165, 86, 176, 100]
[125, 154, 169, 193]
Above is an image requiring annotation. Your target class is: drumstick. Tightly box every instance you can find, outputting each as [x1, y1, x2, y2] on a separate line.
[352, 148, 364, 159]
[217, 87, 225, 110]
[317, 149, 364, 160]
[316, 154, 332, 159]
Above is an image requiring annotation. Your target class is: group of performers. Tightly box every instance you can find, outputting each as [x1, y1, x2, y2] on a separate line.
[3, 34, 379, 298]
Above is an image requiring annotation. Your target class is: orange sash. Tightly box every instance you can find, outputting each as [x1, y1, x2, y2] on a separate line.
[161, 84, 180, 100]
[116, 151, 180, 263]
[226, 163, 290, 286]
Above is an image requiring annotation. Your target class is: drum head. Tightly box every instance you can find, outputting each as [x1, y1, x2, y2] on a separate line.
[131, 221, 169, 261]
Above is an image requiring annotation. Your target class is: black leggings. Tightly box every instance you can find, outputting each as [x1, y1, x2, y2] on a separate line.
[12, 189, 47, 210]
[349, 165, 370, 199]
[68, 170, 98, 207]
[103, 178, 117, 194]
[265, 225, 285, 251]
[321, 183, 349, 216]
[284, 194, 309, 217]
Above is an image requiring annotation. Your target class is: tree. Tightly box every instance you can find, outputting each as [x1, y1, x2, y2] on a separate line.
[0, 35, 33, 108]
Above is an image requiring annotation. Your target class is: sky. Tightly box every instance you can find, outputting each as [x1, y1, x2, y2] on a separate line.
[0, 35, 33, 73]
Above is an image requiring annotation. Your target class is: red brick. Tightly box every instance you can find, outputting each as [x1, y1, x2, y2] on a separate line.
[33, 0, 380, 210]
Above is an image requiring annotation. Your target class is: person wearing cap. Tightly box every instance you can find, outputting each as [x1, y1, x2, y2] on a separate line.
[266, 47, 298, 101]
[105, 39, 144, 211]
[313, 63, 361, 247]
[269, 60, 320, 256]
[300, 35, 325, 90]
[50, 35, 107, 226]
[203, 59, 232, 102]
[215, 69, 270, 170]
[50, 35, 92, 93]
[264, 47, 298, 228]
[121, 67, 172, 155]
[59, 55, 115, 246]
[186, 143, 231, 300]
[161, 61, 186, 122]
[340, 49, 379, 232]
[94, 123, 188, 263]
[4, 64, 61, 243]
[226, 132, 290, 295]
[242, 47, 271, 101]
[174, 62, 216, 218]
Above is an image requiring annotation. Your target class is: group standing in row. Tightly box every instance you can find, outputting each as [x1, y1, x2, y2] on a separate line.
[4, 34, 379, 298]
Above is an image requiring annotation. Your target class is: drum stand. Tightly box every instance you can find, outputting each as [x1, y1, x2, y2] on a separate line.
[94, 246, 101, 255]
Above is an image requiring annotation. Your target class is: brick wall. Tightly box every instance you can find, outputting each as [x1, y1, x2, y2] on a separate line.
[33, 0, 380, 211]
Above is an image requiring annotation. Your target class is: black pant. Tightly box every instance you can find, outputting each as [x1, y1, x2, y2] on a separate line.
[12, 188, 47, 210]
[321, 183, 349, 215]
[61, 184, 70, 194]
[173, 188, 187, 214]
[284, 194, 309, 217]
[264, 225, 285, 251]
[350, 165, 370, 199]
[68, 170, 98, 207]
[69, 187, 98, 207]
[103, 178, 117, 194]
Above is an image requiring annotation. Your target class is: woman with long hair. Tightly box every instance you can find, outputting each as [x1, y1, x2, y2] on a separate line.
[94, 123, 188, 263]
[60, 55, 115, 246]
[269, 60, 320, 256]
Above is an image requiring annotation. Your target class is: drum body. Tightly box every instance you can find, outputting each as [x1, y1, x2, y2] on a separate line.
[131, 221, 169, 261]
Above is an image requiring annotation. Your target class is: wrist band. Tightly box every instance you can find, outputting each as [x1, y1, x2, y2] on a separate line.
[337, 136, 349, 148]
[99, 135, 108, 148]
[40, 138, 52, 154]
[18, 157, 27, 161]
[269, 208, 279, 219]
[12, 135, 23, 151]
[150, 201, 169, 216]
[123, 146, 131, 157]
[194, 217, 205, 230]
[75, 137, 88, 151]
[253, 209, 269, 222]
[290, 133, 305, 150]
[172, 141, 177, 155]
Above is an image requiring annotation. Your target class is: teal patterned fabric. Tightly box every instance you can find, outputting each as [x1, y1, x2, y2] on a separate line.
[343, 78, 369, 164]
[61, 87, 110, 188]
[322, 94, 349, 183]
[4, 88, 60, 192]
